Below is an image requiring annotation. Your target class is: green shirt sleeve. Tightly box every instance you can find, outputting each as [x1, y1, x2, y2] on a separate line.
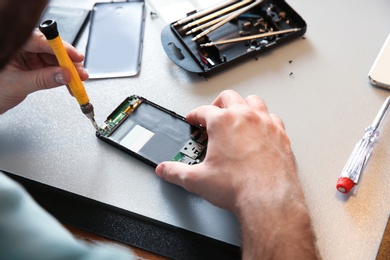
[0, 172, 135, 260]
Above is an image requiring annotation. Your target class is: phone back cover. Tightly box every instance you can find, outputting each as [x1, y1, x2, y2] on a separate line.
[85, 1, 145, 79]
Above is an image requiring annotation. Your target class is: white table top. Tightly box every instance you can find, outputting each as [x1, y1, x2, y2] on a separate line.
[1, 0, 389, 259]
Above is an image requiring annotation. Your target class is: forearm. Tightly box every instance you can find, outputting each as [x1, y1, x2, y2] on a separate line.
[235, 175, 319, 259]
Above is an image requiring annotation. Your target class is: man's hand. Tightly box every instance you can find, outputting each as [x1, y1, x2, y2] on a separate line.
[156, 90, 319, 259]
[0, 29, 88, 114]
[156, 89, 297, 212]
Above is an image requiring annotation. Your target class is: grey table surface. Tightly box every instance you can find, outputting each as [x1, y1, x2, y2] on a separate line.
[1, 0, 390, 259]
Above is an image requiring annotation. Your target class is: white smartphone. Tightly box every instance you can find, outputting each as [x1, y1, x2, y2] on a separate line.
[368, 33, 390, 89]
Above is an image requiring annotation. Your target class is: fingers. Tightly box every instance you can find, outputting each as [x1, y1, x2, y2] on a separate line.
[25, 30, 54, 55]
[187, 90, 259, 126]
[155, 162, 199, 192]
[63, 41, 86, 63]
[27, 29, 85, 64]
[187, 91, 281, 129]
[186, 105, 219, 126]
[74, 62, 89, 81]
[22, 30, 89, 89]
[33, 66, 88, 92]
[20, 67, 71, 94]
[245, 95, 268, 113]
[245, 95, 285, 129]
[39, 50, 85, 68]
[270, 113, 285, 129]
[212, 90, 246, 108]
[38, 54, 88, 81]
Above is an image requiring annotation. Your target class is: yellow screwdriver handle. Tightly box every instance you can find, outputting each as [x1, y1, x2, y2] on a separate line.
[39, 19, 89, 106]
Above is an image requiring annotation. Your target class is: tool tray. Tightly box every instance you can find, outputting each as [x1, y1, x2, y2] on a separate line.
[161, 0, 306, 76]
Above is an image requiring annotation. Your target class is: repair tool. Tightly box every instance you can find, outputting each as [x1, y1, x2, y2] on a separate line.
[183, 0, 252, 30]
[39, 19, 99, 131]
[173, 0, 239, 27]
[200, 28, 299, 47]
[192, 0, 262, 41]
[185, 12, 231, 35]
[336, 96, 390, 193]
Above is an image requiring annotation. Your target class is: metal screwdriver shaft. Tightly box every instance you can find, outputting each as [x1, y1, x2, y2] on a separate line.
[200, 28, 300, 47]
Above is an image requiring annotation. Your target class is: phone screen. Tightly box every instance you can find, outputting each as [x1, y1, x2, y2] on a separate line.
[84, 1, 145, 78]
[96, 96, 207, 167]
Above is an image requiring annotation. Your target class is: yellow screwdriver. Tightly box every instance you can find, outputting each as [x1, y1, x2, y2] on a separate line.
[39, 19, 98, 131]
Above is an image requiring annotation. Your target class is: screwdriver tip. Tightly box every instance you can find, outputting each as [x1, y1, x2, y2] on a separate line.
[91, 117, 99, 131]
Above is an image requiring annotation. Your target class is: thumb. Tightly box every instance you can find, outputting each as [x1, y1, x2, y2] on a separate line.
[23, 67, 70, 94]
[155, 161, 199, 191]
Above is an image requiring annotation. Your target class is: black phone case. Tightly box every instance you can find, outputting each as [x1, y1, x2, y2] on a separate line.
[161, 0, 306, 76]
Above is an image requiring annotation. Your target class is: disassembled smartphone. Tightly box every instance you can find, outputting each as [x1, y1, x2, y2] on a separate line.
[96, 95, 207, 167]
[368, 33, 390, 89]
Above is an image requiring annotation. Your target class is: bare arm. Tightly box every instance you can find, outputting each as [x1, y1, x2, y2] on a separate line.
[155, 90, 319, 259]
[236, 166, 318, 259]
